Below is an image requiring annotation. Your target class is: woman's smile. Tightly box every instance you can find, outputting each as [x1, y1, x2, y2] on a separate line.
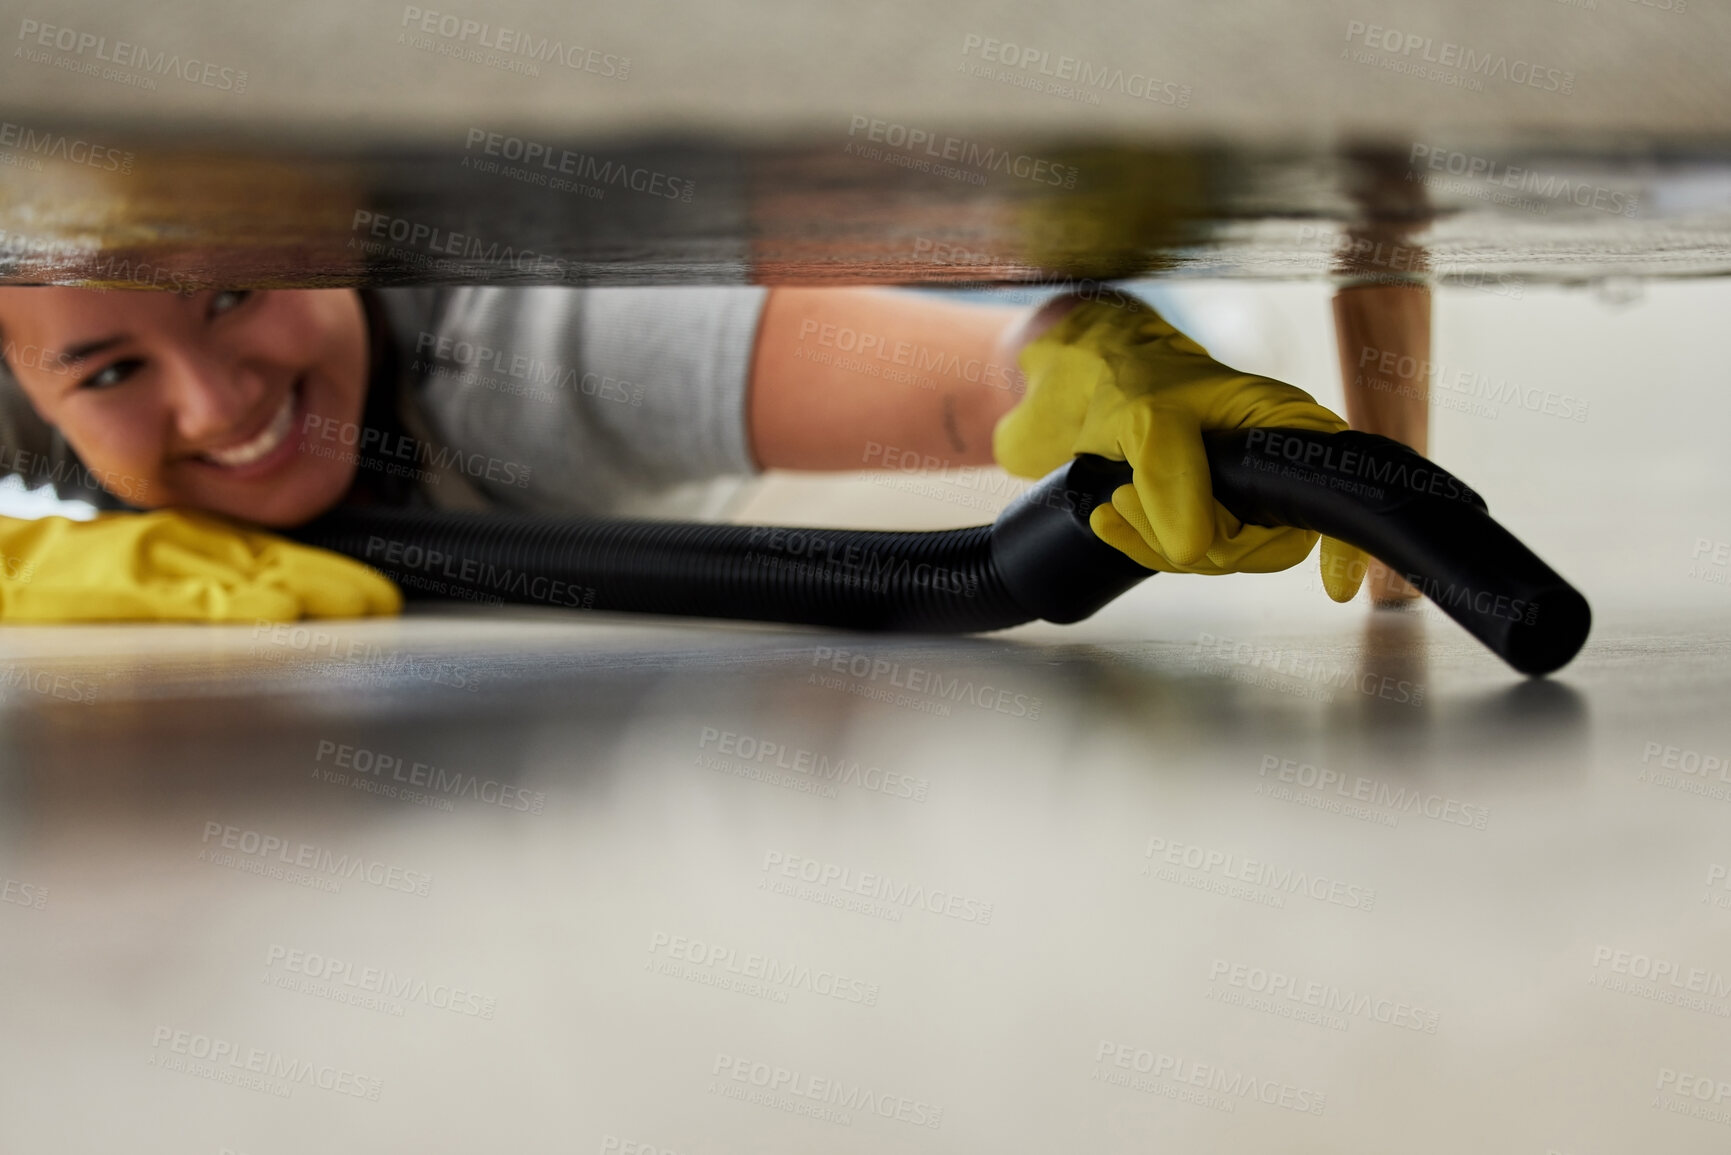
[189, 375, 305, 479]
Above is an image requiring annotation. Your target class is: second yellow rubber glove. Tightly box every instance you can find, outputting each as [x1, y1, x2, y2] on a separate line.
[993, 296, 1367, 599]
[0, 509, 402, 623]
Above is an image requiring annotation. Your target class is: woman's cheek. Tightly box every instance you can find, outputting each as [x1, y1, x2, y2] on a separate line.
[258, 290, 361, 366]
[64, 396, 170, 505]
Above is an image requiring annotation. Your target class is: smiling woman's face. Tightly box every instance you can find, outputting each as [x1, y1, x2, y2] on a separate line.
[0, 287, 367, 527]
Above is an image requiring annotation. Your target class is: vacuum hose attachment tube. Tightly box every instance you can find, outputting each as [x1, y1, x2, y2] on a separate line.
[1195, 427, 1590, 675]
[292, 428, 1589, 675]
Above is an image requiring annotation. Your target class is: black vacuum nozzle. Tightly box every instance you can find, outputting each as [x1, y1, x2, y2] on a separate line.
[1200, 429, 1589, 675]
[982, 428, 1589, 674]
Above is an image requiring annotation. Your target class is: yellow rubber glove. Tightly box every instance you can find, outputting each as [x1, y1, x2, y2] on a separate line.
[0, 509, 402, 623]
[994, 296, 1367, 601]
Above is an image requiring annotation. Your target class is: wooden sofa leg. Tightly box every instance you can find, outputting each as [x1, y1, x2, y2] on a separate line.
[1332, 280, 1433, 607]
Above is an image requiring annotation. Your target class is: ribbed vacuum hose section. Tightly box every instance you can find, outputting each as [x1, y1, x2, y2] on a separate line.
[291, 508, 1039, 633]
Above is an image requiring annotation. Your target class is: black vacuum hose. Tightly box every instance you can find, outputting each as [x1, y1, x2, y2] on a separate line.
[291, 428, 1590, 675]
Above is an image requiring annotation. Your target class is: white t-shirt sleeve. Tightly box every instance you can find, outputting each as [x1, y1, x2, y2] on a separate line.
[410, 285, 767, 515]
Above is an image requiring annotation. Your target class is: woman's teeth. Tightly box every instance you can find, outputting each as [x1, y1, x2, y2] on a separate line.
[201, 391, 296, 468]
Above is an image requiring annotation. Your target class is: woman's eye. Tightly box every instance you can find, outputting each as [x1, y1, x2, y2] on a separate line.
[209, 289, 253, 317]
[80, 358, 144, 391]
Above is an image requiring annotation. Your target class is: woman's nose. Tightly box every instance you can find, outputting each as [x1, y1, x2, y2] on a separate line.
[169, 350, 270, 445]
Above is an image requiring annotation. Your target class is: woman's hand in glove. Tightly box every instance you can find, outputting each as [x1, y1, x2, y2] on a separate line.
[993, 295, 1368, 601]
[0, 508, 402, 623]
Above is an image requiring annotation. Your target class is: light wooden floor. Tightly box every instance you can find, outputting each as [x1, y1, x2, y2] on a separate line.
[1, 588, 1729, 1152]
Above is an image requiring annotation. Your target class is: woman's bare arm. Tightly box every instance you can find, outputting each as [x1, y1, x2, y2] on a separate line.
[745, 287, 1079, 471]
